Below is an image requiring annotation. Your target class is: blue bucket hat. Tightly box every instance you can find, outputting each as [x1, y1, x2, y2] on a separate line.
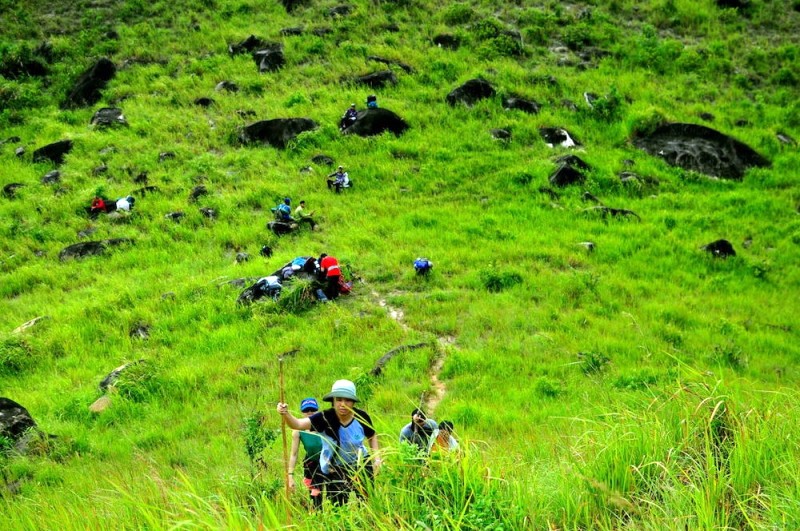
[300, 397, 319, 412]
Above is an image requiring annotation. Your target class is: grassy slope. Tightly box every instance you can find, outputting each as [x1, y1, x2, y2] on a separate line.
[1, 0, 800, 528]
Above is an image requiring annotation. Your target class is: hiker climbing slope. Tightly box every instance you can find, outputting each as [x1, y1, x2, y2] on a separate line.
[288, 397, 324, 509]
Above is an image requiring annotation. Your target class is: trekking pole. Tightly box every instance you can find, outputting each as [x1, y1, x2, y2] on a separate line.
[278, 355, 292, 525]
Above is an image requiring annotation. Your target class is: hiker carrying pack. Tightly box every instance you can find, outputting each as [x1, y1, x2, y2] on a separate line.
[414, 258, 433, 275]
[272, 197, 294, 221]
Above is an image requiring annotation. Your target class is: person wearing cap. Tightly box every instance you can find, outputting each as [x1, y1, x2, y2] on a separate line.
[277, 379, 380, 505]
[326, 166, 350, 193]
[288, 397, 324, 508]
[399, 408, 439, 454]
[340, 103, 358, 130]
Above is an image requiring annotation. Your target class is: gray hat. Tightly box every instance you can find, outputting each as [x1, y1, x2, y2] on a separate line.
[323, 379, 359, 402]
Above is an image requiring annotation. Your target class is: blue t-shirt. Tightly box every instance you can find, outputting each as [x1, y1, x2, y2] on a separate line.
[309, 407, 375, 473]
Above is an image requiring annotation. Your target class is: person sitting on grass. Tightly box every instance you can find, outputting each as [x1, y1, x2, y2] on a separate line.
[294, 200, 316, 230]
[288, 397, 324, 509]
[340, 103, 358, 130]
[277, 379, 381, 506]
[272, 197, 295, 222]
[326, 166, 351, 193]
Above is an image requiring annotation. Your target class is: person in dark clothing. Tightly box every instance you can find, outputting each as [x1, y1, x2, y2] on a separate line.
[340, 103, 358, 130]
[326, 166, 351, 193]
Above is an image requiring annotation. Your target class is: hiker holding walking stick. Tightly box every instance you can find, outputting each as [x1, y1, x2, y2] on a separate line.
[277, 379, 381, 506]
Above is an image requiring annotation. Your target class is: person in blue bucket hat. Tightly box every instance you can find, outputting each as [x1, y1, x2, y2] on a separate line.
[278, 379, 381, 505]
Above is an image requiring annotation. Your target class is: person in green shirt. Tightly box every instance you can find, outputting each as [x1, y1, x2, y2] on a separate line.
[294, 200, 316, 230]
[288, 397, 323, 508]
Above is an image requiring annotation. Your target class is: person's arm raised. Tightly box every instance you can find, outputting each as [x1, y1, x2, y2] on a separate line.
[277, 403, 312, 431]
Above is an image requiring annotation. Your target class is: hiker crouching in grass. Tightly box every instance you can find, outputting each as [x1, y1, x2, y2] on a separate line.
[399, 408, 438, 454]
[431, 420, 459, 453]
[288, 397, 324, 509]
[277, 379, 381, 506]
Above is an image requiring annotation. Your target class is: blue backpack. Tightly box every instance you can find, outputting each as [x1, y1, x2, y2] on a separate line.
[414, 258, 433, 275]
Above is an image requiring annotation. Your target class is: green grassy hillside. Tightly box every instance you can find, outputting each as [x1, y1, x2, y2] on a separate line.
[2, 0, 799, 528]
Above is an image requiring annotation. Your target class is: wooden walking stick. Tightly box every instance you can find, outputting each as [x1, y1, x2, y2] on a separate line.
[278, 355, 292, 525]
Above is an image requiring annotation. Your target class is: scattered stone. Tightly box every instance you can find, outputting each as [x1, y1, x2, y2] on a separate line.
[98, 146, 116, 155]
[129, 323, 150, 340]
[162, 292, 176, 300]
[89, 396, 112, 413]
[312, 28, 333, 37]
[41, 170, 60, 185]
[216, 80, 239, 92]
[165, 211, 185, 222]
[327, 5, 352, 17]
[1, 136, 21, 145]
[583, 92, 599, 109]
[490, 128, 511, 140]
[562, 99, 578, 112]
[0, 398, 37, 445]
[433, 34, 460, 49]
[194, 97, 215, 107]
[352, 70, 397, 88]
[703, 239, 736, 258]
[260, 245, 273, 258]
[199, 207, 216, 219]
[280, 26, 304, 36]
[341, 108, 408, 137]
[699, 112, 715, 122]
[584, 205, 641, 221]
[189, 185, 208, 202]
[236, 109, 256, 119]
[367, 55, 413, 74]
[268, 221, 297, 236]
[734, 119, 751, 127]
[538, 187, 559, 200]
[582, 191, 601, 203]
[90, 107, 128, 128]
[622, 159, 635, 167]
[715, 0, 750, 9]
[578, 241, 595, 252]
[3, 183, 25, 198]
[253, 44, 285, 73]
[279, 0, 308, 12]
[99, 360, 144, 391]
[33, 139, 73, 165]
[159, 151, 176, 162]
[14, 147, 25, 157]
[63, 58, 116, 108]
[383, 22, 400, 32]
[239, 118, 318, 148]
[776, 132, 797, 146]
[133, 185, 160, 196]
[312, 154, 334, 166]
[540, 127, 580, 148]
[634, 123, 770, 180]
[92, 163, 108, 176]
[446, 79, 495, 107]
[549, 164, 585, 187]
[236, 252, 251, 264]
[502, 96, 540, 114]
[0, 56, 48, 79]
[77, 226, 96, 239]
[300, 166, 313, 173]
[556, 154, 590, 171]
[132, 171, 148, 184]
[228, 35, 268, 55]
[742, 236, 753, 249]
[59, 238, 133, 261]
[12, 316, 48, 334]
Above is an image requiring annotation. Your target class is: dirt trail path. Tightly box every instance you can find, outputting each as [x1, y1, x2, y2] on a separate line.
[372, 290, 452, 416]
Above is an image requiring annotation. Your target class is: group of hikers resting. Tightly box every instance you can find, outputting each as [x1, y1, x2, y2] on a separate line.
[86, 194, 135, 218]
[248, 252, 348, 304]
[278, 378, 458, 508]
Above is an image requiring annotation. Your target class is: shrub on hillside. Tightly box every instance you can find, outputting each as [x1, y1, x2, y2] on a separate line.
[480, 267, 523, 293]
[441, 3, 475, 25]
[0, 336, 32, 375]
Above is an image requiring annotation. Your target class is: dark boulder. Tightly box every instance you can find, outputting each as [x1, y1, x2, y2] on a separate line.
[327, 5, 352, 17]
[133, 185, 160, 196]
[236, 109, 257, 119]
[549, 164, 585, 187]
[194, 97, 215, 107]
[1, 136, 21, 145]
[352, 70, 397, 88]
[446, 79, 495, 106]
[90, 107, 128, 128]
[312, 154, 335, 166]
[433, 34, 460, 50]
[159, 151, 176, 162]
[63, 58, 116, 108]
[279, 0, 308, 12]
[699, 112, 715, 122]
[367, 55, 413, 74]
[502, 96, 540, 114]
[312, 28, 333, 37]
[260, 245, 273, 258]
[41, 170, 60, 185]
[240, 118, 318, 148]
[228, 35, 268, 56]
[165, 212, 185, 222]
[99, 360, 144, 391]
[268, 221, 297, 236]
[93, 163, 108, 176]
[189, 185, 208, 202]
[342, 108, 408, 137]
[215, 81, 239, 92]
[253, 44, 285, 73]
[281, 27, 304, 36]
[703, 239, 736, 258]
[15, 147, 25, 157]
[3, 183, 25, 198]
[59, 238, 132, 261]
[555, 154, 590, 171]
[715, 0, 750, 9]
[199, 207, 216, 219]
[33, 139, 73, 165]
[236, 252, 251, 264]
[490, 128, 511, 140]
[776, 132, 796, 146]
[0, 398, 37, 444]
[540, 127, 580, 148]
[0, 57, 48, 79]
[634, 123, 770, 180]
[129, 323, 150, 340]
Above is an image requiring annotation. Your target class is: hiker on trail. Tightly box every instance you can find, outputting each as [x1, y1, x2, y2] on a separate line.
[326, 166, 351, 193]
[272, 197, 295, 222]
[340, 103, 358, 130]
[294, 200, 316, 230]
[288, 397, 324, 509]
[317, 253, 342, 300]
[277, 379, 381, 506]
[399, 408, 438, 454]
[431, 420, 459, 453]
[413, 258, 433, 276]
[366, 94, 378, 109]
